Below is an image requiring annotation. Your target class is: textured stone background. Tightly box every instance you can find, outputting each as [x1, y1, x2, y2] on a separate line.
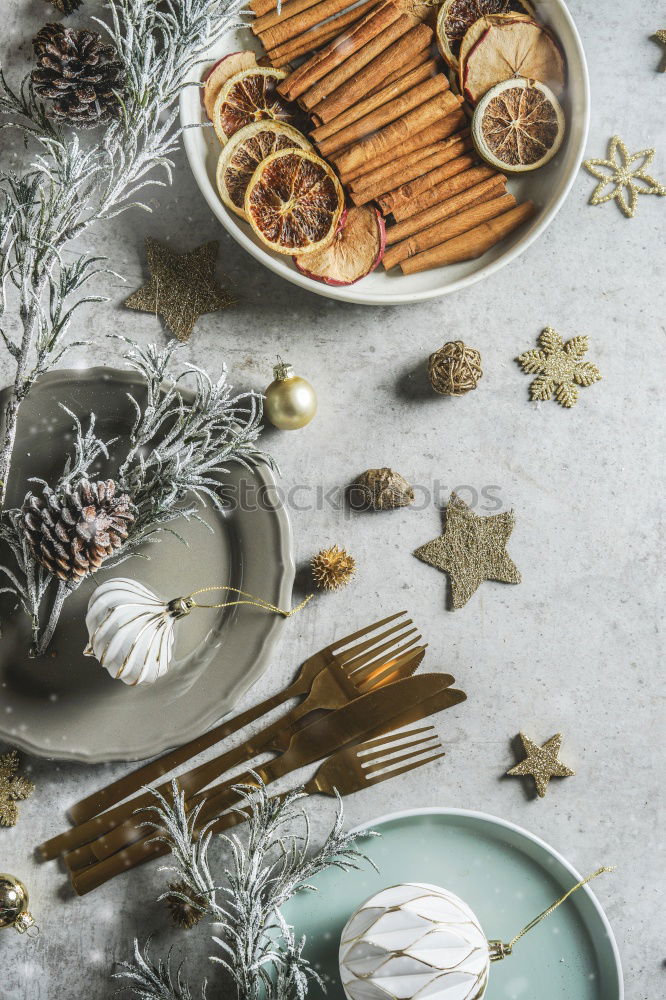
[1, 1, 664, 998]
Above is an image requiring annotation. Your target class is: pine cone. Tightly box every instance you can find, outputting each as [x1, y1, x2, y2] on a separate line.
[47, 0, 84, 14]
[21, 479, 134, 584]
[32, 23, 123, 128]
[164, 881, 208, 930]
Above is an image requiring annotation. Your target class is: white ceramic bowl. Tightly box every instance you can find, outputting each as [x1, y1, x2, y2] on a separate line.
[180, 0, 589, 305]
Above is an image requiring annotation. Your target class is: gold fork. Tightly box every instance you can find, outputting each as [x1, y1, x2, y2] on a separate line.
[41, 613, 426, 861]
[70, 725, 445, 896]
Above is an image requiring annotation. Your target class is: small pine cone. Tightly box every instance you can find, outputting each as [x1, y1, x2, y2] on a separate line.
[21, 478, 134, 584]
[32, 23, 124, 128]
[47, 0, 84, 14]
[165, 881, 207, 930]
[311, 545, 356, 591]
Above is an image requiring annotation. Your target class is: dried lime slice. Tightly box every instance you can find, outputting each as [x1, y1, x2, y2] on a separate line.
[472, 77, 565, 171]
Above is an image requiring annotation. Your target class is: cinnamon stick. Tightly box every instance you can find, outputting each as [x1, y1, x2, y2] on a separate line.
[378, 151, 476, 216]
[350, 130, 471, 204]
[258, 0, 363, 51]
[390, 163, 496, 222]
[383, 192, 516, 269]
[252, 0, 326, 35]
[267, 0, 377, 67]
[386, 174, 507, 244]
[277, 1, 401, 101]
[400, 201, 537, 274]
[308, 21, 433, 121]
[342, 107, 467, 182]
[310, 57, 436, 139]
[298, 13, 418, 112]
[332, 90, 461, 181]
[365, 46, 432, 95]
[317, 74, 449, 157]
[251, 0, 279, 15]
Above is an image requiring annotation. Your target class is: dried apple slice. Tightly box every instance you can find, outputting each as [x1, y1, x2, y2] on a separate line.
[245, 149, 345, 256]
[437, 0, 535, 69]
[472, 77, 564, 171]
[213, 67, 292, 145]
[463, 20, 566, 104]
[458, 12, 532, 90]
[216, 121, 311, 219]
[294, 205, 386, 285]
[202, 52, 257, 123]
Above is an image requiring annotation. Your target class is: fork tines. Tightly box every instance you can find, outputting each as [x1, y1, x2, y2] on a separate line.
[357, 725, 445, 785]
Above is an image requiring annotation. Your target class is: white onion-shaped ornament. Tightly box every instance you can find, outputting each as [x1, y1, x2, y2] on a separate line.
[84, 578, 192, 686]
[339, 883, 490, 1000]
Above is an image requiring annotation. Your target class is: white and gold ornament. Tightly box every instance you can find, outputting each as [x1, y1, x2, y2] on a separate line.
[339, 883, 489, 1000]
[84, 578, 189, 686]
[339, 870, 614, 1000]
[84, 578, 312, 685]
[264, 360, 317, 430]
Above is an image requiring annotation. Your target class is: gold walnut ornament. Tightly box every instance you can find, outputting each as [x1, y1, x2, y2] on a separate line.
[264, 360, 317, 430]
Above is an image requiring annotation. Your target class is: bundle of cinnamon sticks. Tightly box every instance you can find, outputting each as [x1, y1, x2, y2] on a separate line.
[252, 0, 537, 274]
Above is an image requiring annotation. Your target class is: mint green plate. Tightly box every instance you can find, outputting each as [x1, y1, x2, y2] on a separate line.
[282, 808, 622, 1000]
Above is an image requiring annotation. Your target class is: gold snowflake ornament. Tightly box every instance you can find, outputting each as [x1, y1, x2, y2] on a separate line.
[583, 136, 666, 217]
[0, 750, 35, 827]
[517, 327, 602, 408]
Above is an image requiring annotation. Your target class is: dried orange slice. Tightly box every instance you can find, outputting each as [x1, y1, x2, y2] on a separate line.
[472, 77, 564, 171]
[216, 121, 311, 219]
[245, 149, 345, 256]
[462, 19, 566, 104]
[437, 0, 535, 69]
[203, 51, 257, 123]
[213, 67, 292, 145]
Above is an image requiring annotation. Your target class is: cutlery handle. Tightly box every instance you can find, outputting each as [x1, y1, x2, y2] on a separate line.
[67, 683, 300, 825]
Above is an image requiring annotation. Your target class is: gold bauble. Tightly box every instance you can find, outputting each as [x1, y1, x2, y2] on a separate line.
[0, 873, 35, 934]
[264, 361, 317, 430]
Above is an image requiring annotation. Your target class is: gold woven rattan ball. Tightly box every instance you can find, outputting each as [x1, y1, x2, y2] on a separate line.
[428, 341, 483, 396]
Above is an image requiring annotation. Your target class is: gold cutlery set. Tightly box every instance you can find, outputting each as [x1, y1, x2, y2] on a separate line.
[39, 612, 465, 894]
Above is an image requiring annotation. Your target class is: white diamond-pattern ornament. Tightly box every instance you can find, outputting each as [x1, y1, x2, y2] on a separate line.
[339, 884, 490, 1000]
[339, 870, 615, 1000]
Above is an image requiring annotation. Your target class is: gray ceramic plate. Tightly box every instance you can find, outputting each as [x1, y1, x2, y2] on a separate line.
[0, 368, 293, 763]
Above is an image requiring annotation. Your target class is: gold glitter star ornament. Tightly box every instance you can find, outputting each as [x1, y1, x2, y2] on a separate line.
[507, 733, 575, 798]
[583, 135, 665, 217]
[414, 492, 520, 609]
[125, 238, 234, 342]
[517, 327, 601, 408]
[0, 750, 35, 827]
[654, 30, 666, 71]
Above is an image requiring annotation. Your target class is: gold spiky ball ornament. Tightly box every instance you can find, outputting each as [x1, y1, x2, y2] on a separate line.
[311, 545, 356, 590]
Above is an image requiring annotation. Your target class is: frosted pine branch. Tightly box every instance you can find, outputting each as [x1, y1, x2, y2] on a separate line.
[0, 0, 247, 507]
[115, 779, 375, 1000]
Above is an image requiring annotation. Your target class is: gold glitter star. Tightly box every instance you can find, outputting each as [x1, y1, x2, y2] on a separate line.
[654, 30, 666, 72]
[414, 492, 520, 610]
[507, 733, 575, 798]
[517, 327, 601, 408]
[583, 135, 666, 217]
[125, 238, 234, 342]
[0, 750, 35, 827]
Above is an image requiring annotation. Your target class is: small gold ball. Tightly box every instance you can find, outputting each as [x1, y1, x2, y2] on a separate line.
[428, 341, 483, 396]
[265, 365, 317, 431]
[0, 874, 30, 931]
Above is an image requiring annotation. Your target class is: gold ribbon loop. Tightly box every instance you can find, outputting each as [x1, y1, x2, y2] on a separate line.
[490, 866, 615, 961]
[184, 585, 313, 618]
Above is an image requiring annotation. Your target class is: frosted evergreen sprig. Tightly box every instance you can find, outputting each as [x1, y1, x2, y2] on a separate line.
[0, 339, 270, 654]
[115, 779, 376, 1000]
[0, 0, 247, 507]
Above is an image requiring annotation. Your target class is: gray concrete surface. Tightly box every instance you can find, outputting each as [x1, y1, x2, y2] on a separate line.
[1, 1, 664, 997]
